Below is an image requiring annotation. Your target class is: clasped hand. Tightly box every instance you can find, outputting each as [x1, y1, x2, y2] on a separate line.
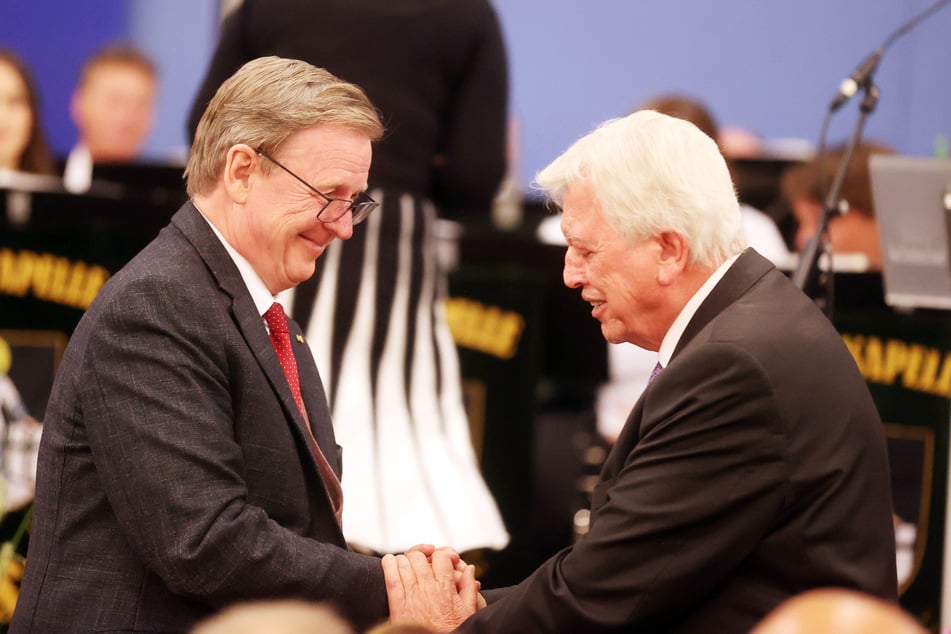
[381, 545, 485, 632]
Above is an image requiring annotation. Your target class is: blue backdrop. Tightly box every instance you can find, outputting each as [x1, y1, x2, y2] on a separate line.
[1, 0, 948, 185]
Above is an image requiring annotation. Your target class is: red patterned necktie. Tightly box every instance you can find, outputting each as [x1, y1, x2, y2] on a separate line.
[264, 302, 306, 414]
[263, 302, 343, 524]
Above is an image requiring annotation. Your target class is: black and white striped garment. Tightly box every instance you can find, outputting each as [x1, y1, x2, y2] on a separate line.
[289, 189, 508, 553]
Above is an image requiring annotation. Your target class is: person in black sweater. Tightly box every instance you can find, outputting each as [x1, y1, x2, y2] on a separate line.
[188, 0, 510, 557]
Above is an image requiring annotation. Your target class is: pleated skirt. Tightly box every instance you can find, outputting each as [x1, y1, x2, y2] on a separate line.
[290, 190, 509, 553]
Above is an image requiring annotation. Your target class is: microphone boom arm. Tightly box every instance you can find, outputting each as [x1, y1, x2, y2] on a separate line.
[793, 83, 880, 300]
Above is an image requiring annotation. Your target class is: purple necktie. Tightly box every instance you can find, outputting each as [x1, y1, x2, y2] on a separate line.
[649, 361, 665, 384]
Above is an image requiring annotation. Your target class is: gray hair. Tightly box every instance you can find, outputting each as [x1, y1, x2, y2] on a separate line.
[534, 110, 746, 267]
[186, 56, 383, 197]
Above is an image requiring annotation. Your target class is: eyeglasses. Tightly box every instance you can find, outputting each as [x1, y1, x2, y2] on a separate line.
[255, 147, 378, 225]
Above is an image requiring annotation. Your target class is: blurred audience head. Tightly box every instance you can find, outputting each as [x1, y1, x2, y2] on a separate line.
[70, 44, 157, 162]
[366, 623, 437, 634]
[190, 600, 355, 634]
[638, 93, 761, 158]
[639, 93, 719, 142]
[0, 48, 54, 174]
[780, 140, 895, 269]
[750, 588, 925, 634]
[185, 55, 383, 198]
[718, 124, 762, 159]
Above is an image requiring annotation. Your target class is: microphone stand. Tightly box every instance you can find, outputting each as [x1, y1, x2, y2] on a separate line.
[792, 81, 880, 317]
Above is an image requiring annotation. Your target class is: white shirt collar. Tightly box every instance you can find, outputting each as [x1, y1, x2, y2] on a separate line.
[62, 144, 92, 194]
[657, 252, 741, 368]
[195, 206, 278, 317]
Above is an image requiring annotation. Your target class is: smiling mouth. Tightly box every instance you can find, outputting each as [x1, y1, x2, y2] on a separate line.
[582, 294, 604, 308]
[300, 233, 325, 246]
[587, 300, 606, 321]
[299, 234, 328, 254]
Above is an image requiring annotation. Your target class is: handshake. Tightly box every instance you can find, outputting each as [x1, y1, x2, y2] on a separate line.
[381, 545, 485, 633]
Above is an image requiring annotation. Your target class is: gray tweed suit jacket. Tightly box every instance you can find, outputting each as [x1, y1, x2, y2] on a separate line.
[11, 202, 388, 633]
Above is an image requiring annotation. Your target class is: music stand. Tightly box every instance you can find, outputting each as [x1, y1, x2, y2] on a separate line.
[870, 154, 951, 310]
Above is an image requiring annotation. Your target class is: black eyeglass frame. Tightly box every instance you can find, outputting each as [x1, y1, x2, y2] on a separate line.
[255, 146, 378, 224]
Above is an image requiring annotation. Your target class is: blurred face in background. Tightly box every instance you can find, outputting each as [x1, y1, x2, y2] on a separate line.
[790, 196, 823, 253]
[790, 195, 882, 270]
[0, 59, 33, 170]
[71, 61, 156, 162]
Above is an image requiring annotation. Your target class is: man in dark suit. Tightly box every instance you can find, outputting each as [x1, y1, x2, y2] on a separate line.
[11, 56, 472, 633]
[382, 110, 898, 633]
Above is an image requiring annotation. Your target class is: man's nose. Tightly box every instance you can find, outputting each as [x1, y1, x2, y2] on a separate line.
[563, 251, 582, 288]
[325, 211, 354, 241]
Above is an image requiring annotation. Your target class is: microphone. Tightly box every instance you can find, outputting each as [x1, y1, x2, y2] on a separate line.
[829, 50, 882, 112]
[826, 0, 951, 113]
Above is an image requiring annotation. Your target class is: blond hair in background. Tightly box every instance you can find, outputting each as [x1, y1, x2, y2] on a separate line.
[190, 600, 355, 634]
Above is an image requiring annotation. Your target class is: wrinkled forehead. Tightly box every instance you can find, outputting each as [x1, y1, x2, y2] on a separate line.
[560, 182, 610, 232]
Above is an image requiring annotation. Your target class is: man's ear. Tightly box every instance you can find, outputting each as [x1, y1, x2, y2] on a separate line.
[656, 231, 690, 286]
[223, 144, 257, 203]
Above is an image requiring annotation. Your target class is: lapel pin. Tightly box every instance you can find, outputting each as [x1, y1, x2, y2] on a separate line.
[296, 334, 305, 343]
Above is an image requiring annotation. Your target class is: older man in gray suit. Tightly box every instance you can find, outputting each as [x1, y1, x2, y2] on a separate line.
[11, 57, 474, 633]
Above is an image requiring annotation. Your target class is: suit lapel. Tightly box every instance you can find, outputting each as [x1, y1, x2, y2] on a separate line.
[609, 249, 775, 457]
[172, 204, 337, 478]
[287, 319, 341, 475]
[672, 248, 774, 360]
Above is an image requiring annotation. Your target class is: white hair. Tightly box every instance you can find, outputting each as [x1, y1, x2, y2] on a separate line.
[534, 110, 747, 267]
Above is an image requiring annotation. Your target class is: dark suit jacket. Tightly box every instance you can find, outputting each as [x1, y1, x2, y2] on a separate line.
[459, 249, 897, 634]
[11, 203, 388, 633]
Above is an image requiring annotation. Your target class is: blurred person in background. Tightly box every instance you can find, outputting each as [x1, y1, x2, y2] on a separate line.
[0, 48, 52, 627]
[0, 49, 54, 175]
[188, 0, 510, 558]
[63, 44, 157, 192]
[780, 140, 896, 272]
